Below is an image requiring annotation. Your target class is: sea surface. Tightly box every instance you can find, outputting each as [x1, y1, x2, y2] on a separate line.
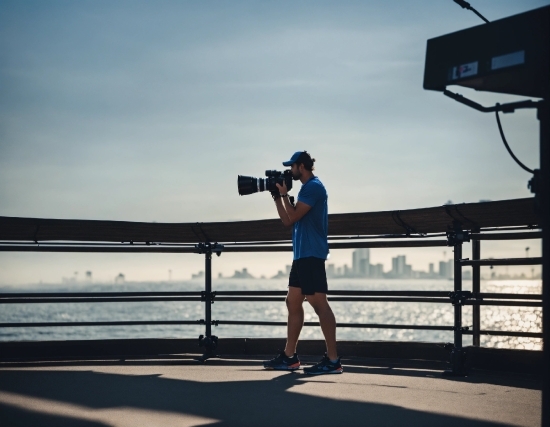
[0, 279, 542, 350]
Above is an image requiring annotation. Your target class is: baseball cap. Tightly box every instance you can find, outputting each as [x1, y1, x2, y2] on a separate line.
[282, 151, 309, 167]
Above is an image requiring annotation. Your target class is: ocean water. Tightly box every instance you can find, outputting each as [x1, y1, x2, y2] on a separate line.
[0, 279, 542, 350]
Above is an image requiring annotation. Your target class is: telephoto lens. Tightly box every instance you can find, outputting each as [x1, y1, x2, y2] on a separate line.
[237, 175, 265, 195]
[237, 170, 293, 196]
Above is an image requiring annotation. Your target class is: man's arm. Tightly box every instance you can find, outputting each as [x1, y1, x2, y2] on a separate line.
[275, 197, 311, 227]
[274, 182, 312, 227]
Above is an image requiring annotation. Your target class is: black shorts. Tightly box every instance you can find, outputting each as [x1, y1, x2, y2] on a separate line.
[288, 257, 328, 295]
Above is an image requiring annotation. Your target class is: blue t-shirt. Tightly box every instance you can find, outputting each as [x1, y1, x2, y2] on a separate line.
[292, 176, 329, 260]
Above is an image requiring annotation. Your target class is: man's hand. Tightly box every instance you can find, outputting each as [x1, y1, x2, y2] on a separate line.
[276, 181, 288, 195]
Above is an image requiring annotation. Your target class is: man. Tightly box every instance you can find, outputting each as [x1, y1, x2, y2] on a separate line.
[263, 151, 342, 375]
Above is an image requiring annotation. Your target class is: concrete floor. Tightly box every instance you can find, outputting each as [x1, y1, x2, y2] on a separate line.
[0, 356, 542, 427]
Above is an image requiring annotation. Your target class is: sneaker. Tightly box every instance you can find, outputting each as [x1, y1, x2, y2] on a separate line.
[263, 351, 301, 370]
[303, 353, 343, 375]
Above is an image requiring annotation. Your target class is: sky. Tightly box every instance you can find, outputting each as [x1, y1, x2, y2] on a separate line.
[0, 0, 547, 285]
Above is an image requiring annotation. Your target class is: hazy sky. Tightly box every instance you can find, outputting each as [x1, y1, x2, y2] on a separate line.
[1, 0, 547, 284]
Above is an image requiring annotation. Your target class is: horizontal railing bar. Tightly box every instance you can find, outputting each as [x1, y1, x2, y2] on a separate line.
[462, 330, 542, 338]
[0, 241, 197, 247]
[328, 233, 449, 240]
[460, 257, 542, 266]
[0, 233, 462, 247]
[0, 321, 541, 337]
[1, 297, 539, 307]
[1, 231, 539, 247]
[0, 295, 540, 306]
[0, 246, 199, 253]
[0, 235, 447, 246]
[328, 241, 448, 249]
[465, 300, 542, 307]
[0, 292, 203, 298]
[213, 291, 287, 296]
[477, 293, 542, 300]
[1, 291, 538, 299]
[213, 297, 452, 303]
[470, 232, 542, 240]
[478, 226, 540, 232]
[222, 246, 292, 252]
[0, 297, 203, 304]
[215, 290, 451, 297]
[214, 320, 454, 330]
[0, 320, 204, 327]
[0, 240, 450, 253]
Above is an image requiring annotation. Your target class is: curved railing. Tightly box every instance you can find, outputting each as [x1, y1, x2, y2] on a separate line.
[0, 197, 543, 373]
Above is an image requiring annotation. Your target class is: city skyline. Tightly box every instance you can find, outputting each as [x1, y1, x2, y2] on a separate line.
[1, 1, 546, 285]
[52, 246, 540, 284]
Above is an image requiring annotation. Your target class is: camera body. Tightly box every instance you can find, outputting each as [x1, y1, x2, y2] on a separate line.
[238, 169, 293, 196]
[264, 170, 293, 193]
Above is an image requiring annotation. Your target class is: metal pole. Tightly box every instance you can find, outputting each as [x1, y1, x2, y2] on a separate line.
[472, 228, 481, 347]
[205, 251, 212, 337]
[539, 100, 549, 427]
[454, 241, 463, 350]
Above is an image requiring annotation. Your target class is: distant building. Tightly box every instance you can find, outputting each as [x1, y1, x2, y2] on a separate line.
[439, 261, 448, 278]
[85, 271, 92, 282]
[271, 270, 286, 279]
[343, 264, 351, 277]
[115, 273, 125, 284]
[231, 268, 255, 279]
[391, 255, 411, 277]
[352, 249, 370, 277]
[192, 270, 204, 279]
[326, 264, 336, 278]
[370, 263, 384, 278]
[439, 260, 454, 279]
[448, 259, 454, 279]
[429, 263, 434, 275]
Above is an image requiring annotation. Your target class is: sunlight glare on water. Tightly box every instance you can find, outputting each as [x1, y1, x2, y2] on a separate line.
[0, 279, 541, 350]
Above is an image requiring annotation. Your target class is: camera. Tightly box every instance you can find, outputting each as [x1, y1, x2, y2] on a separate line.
[237, 170, 293, 196]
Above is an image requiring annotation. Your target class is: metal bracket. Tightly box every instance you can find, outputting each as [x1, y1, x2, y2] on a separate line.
[443, 90, 541, 114]
[528, 169, 543, 216]
[446, 222, 470, 247]
[197, 334, 219, 362]
[442, 344, 468, 377]
[201, 291, 217, 304]
[449, 291, 472, 306]
[195, 242, 224, 256]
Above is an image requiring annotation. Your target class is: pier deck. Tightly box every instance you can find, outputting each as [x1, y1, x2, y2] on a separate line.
[0, 355, 541, 427]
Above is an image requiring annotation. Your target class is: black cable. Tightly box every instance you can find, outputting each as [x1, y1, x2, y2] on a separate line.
[495, 107, 534, 174]
[453, 0, 490, 23]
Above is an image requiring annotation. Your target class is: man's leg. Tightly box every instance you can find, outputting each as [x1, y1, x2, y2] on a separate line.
[284, 286, 305, 357]
[305, 293, 337, 360]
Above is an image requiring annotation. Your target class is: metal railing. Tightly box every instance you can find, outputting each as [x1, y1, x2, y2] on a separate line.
[0, 225, 542, 374]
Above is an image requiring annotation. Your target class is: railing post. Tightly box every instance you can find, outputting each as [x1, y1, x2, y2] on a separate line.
[444, 222, 470, 376]
[536, 98, 549, 427]
[196, 242, 224, 362]
[472, 227, 481, 347]
[205, 250, 212, 338]
[454, 235, 463, 350]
